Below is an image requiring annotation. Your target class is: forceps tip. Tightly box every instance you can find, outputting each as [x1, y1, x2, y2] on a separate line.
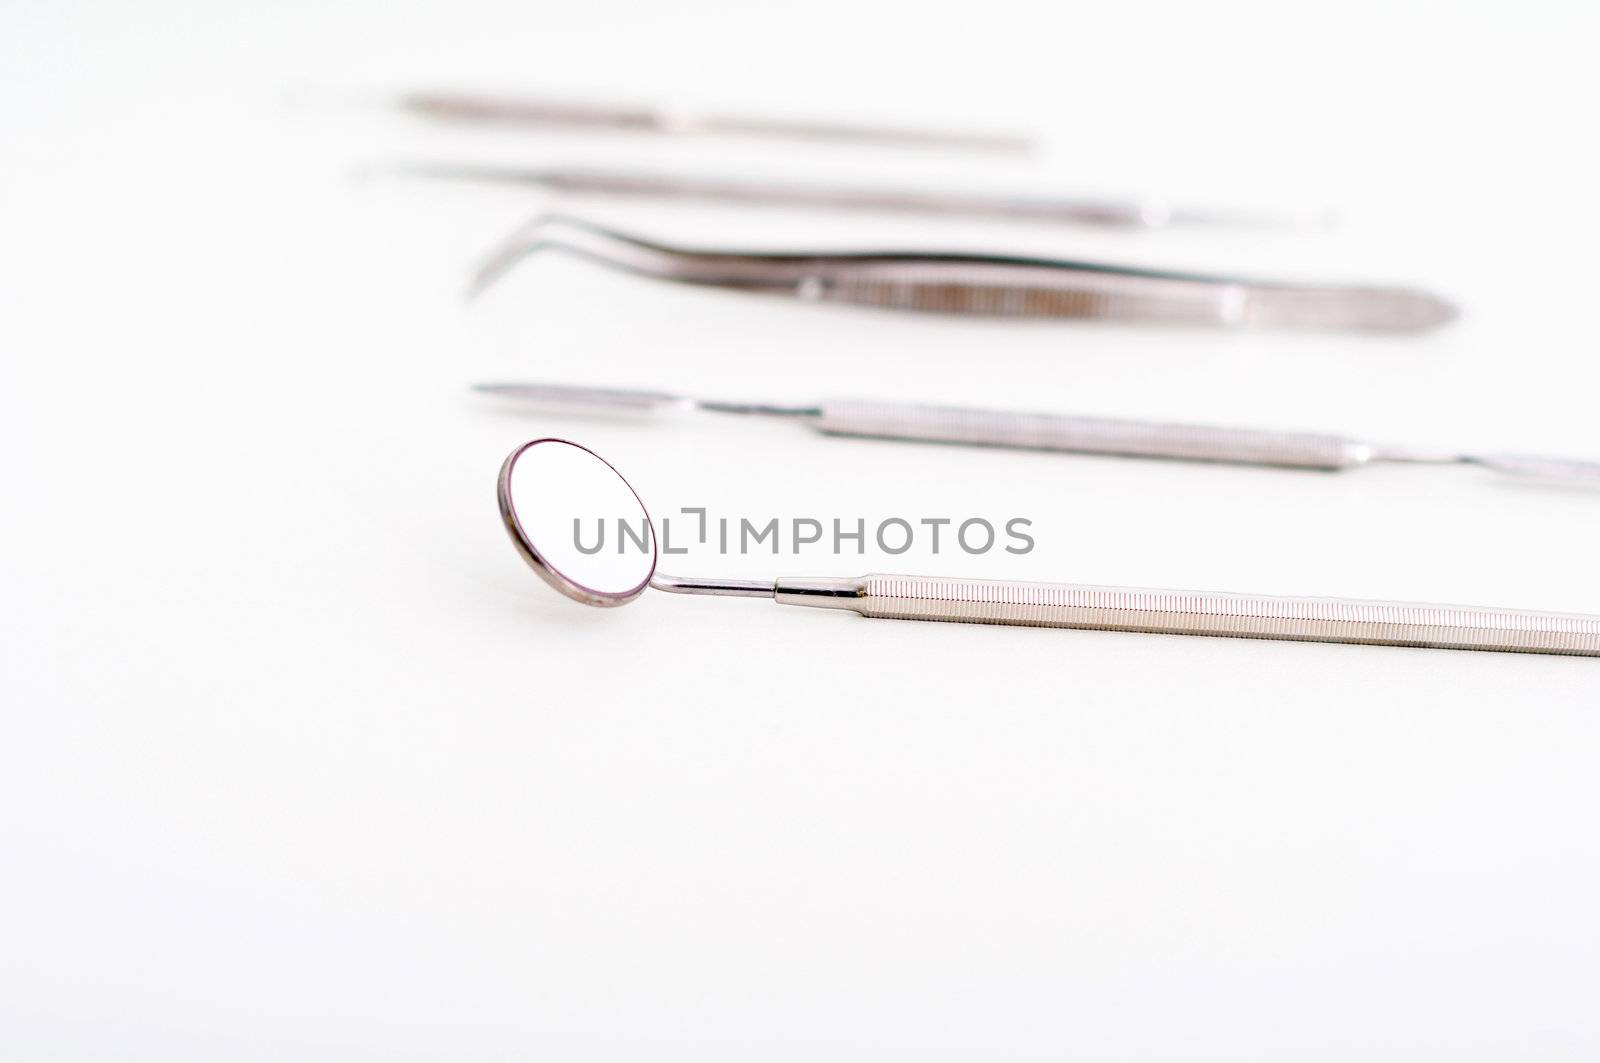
[465, 214, 623, 302]
[464, 215, 554, 302]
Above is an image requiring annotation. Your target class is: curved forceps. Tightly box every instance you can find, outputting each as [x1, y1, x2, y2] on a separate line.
[469, 215, 1457, 332]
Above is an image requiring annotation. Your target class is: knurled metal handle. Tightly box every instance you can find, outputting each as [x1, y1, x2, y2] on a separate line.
[833, 575, 1600, 656]
[807, 266, 1449, 330]
[815, 401, 1366, 470]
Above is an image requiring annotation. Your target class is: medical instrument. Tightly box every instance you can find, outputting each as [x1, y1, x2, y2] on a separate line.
[402, 90, 1031, 153]
[498, 438, 1600, 657]
[474, 382, 1600, 484]
[469, 215, 1456, 332]
[392, 160, 1323, 231]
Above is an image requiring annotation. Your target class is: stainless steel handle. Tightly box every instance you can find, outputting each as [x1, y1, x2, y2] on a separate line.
[775, 576, 1600, 657]
[814, 401, 1367, 470]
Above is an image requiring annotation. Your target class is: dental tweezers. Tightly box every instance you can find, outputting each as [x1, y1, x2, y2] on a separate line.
[475, 381, 1600, 485]
[402, 90, 1031, 153]
[469, 215, 1457, 332]
[396, 160, 1321, 231]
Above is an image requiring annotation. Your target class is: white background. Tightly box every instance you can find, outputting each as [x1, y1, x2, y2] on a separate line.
[4, 1, 1599, 1059]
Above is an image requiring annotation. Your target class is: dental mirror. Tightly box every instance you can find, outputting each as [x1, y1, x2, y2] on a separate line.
[498, 438, 657, 606]
[497, 439, 1600, 658]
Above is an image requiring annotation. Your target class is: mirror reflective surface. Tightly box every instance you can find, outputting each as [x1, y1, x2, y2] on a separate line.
[499, 439, 657, 606]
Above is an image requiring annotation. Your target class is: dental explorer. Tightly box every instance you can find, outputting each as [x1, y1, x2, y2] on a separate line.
[401, 90, 1032, 153]
[390, 160, 1325, 232]
[473, 384, 1600, 483]
[474, 383, 1600, 484]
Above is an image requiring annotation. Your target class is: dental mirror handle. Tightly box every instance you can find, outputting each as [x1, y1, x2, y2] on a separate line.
[747, 575, 1600, 657]
[812, 401, 1366, 470]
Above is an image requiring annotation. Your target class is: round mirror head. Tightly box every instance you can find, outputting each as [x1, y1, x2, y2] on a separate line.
[498, 439, 657, 607]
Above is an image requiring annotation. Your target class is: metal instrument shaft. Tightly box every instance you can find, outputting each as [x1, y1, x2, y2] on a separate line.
[476, 382, 1600, 484]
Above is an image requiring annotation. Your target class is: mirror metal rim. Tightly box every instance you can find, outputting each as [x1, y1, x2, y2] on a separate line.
[497, 437, 658, 608]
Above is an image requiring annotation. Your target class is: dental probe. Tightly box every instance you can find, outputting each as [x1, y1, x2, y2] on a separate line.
[388, 160, 1325, 232]
[475, 382, 1600, 484]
